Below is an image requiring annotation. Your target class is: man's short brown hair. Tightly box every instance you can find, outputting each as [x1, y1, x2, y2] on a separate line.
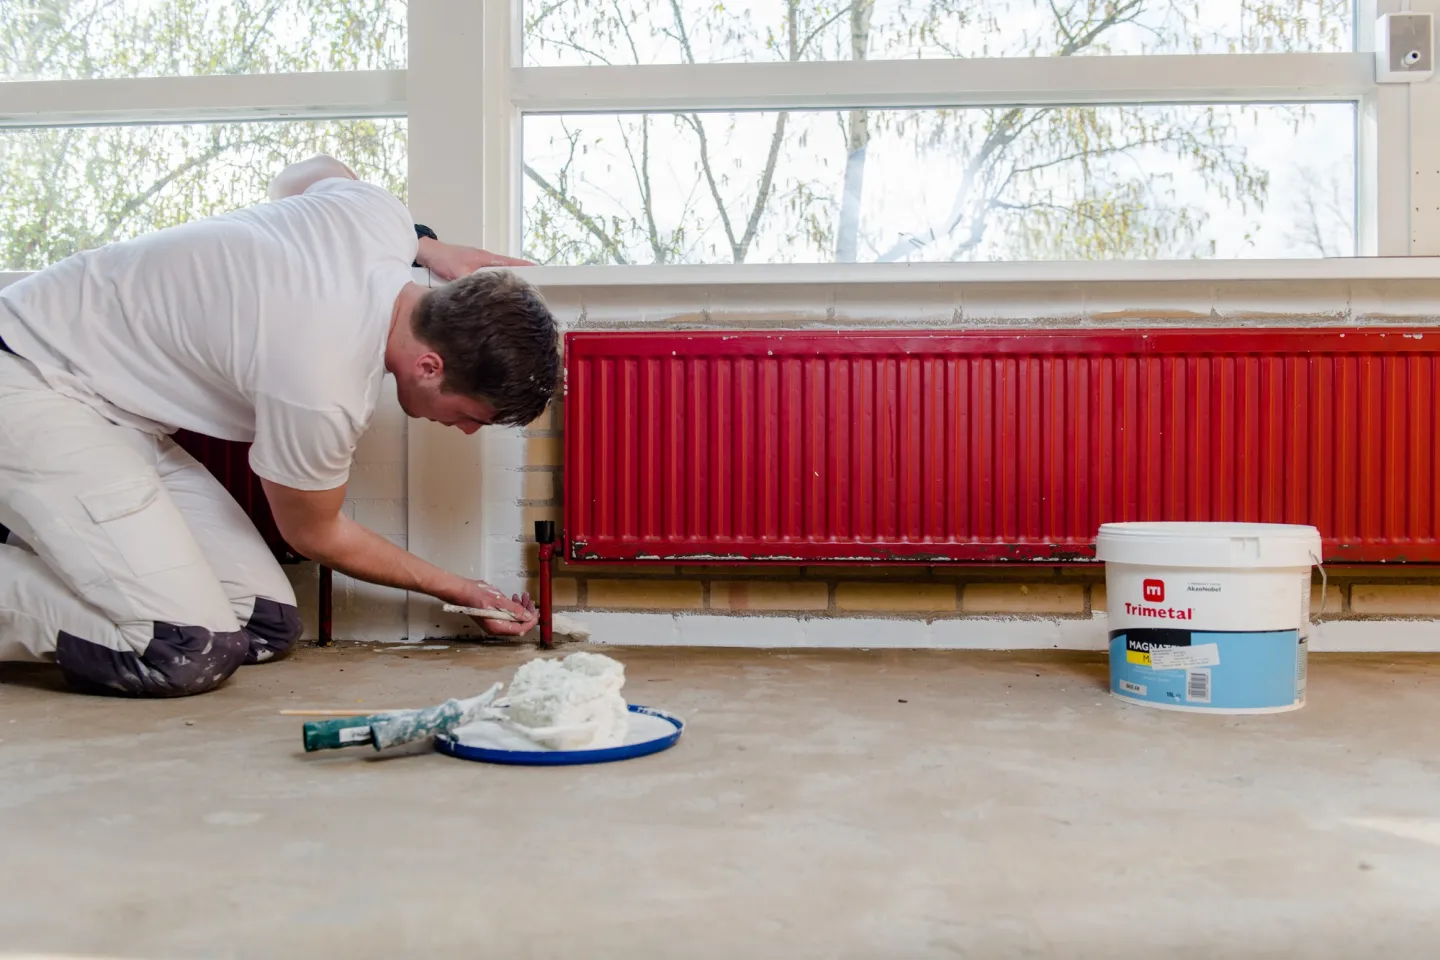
[412, 270, 559, 426]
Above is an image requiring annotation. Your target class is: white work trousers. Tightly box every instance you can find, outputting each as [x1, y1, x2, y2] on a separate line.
[0, 351, 301, 697]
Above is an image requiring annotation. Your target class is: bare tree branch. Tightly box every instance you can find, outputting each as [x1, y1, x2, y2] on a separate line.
[526, 0, 574, 31]
[616, 115, 668, 262]
[736, 112, 789, 261]
[1047, 0, 1079, 47]
[523, 163, 631, 264]
[796, 5, 853, 58]
[533, 35, 617, 64]
[32, 0, 123, 76]
[666, 0, 699, 63]
[236, 1, 288, 72]
[1058, 0, 1145, 55]
[96, 137, 240, 244]
[1003, 133, 1188, 181]
[680, 113, 741, 255]
[610, 0, 644, 61]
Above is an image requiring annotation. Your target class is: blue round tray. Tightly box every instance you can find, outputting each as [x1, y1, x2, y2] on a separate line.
[435, 704, 684, 766]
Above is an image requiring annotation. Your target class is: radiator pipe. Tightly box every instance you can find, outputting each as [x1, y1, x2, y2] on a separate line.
[535, 520, 556, 649]
[318, 565, 333, 647]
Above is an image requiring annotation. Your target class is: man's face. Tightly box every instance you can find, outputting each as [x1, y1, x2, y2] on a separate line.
[394, 354, 497, 435]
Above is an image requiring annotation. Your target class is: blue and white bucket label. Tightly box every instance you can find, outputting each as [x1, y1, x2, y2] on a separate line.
[1109, 628, 1305, 711]
[1105, 565, 1311, 713]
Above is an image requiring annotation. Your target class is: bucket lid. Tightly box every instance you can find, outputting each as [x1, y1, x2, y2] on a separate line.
[1095, 522, 1322, 569]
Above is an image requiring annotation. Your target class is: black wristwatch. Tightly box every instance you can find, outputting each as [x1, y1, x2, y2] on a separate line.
[413, 223, 437, 267]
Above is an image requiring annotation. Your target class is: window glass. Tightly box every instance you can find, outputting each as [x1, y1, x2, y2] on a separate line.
[523, 104, 1355, 264]
[0, 119, 407, 270]
[3, 0, 407, 81]
[525, 0, 1351, 66]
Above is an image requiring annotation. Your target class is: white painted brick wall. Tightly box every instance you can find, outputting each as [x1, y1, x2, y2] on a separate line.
[481, 426, 531, 601]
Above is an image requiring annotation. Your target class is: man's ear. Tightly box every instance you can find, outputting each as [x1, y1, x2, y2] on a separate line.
[416, 351, 444, 381]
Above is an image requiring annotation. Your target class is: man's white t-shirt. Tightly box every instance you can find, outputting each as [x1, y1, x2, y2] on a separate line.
[0, 178, 416, 491]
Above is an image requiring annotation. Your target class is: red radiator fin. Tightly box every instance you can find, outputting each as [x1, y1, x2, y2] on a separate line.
[564, 330, 1440, 563]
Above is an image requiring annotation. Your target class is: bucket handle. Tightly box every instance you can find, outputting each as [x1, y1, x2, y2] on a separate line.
[1311, 550, 1328, 624]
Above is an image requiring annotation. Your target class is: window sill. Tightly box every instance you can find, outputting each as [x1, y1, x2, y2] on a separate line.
[7, 258, 1438, 304]
[522, 258, 1440, 288]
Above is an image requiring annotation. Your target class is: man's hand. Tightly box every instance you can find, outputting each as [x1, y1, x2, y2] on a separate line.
[416, 237, 533, 281]
[455, 583, 538, 637]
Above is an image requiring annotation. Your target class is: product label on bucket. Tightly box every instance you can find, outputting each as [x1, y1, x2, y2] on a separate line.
[1110, 628, 1301, 711]
[1147, 642, 1220, 670]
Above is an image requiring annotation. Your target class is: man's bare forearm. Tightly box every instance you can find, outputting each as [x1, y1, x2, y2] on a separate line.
[413, 236, 535, 281]
[293, 514, 473, 605]
[259, 476, 535, 633]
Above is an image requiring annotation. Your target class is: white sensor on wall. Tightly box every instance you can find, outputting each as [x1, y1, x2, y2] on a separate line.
[1376, 12, 1434, 83]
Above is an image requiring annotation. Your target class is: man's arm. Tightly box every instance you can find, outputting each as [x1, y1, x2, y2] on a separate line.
[414, 237, 534, 280]
[268, 156, 526, 276]
[260, 479, 536, 636]
[267, 155, 358, 201]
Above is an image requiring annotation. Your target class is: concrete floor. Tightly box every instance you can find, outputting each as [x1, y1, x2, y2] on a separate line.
[2, 644, 1440, 959]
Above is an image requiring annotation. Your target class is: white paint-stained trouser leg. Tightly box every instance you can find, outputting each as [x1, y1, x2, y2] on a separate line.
[161, 442, 301, 665]
[0, 352, 298, 696]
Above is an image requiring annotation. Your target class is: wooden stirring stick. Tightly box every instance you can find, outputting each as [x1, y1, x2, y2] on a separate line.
[279, 708, 415, 717]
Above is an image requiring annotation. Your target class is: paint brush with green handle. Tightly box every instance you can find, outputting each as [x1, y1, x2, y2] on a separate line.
[302, 683, 502, 752]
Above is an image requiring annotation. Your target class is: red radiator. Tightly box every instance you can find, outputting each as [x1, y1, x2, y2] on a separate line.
[563, 329, 1440, 564]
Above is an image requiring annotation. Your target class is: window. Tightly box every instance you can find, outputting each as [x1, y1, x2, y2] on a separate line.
[512, 0, 1378, 263]
[0, 119, 406, 270]
[2, 0, 407, 81]
[524, 104, 1355, 264]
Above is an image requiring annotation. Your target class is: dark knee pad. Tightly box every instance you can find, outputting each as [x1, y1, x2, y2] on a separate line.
[242, 598, 303, 665]
[55, 624, 249, 698]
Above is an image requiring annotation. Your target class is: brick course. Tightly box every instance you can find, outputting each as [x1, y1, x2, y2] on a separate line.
[835, 582, 957, 613]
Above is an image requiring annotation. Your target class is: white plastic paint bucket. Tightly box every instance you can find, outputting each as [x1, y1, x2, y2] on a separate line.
[1096, 522, 1322, 714]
